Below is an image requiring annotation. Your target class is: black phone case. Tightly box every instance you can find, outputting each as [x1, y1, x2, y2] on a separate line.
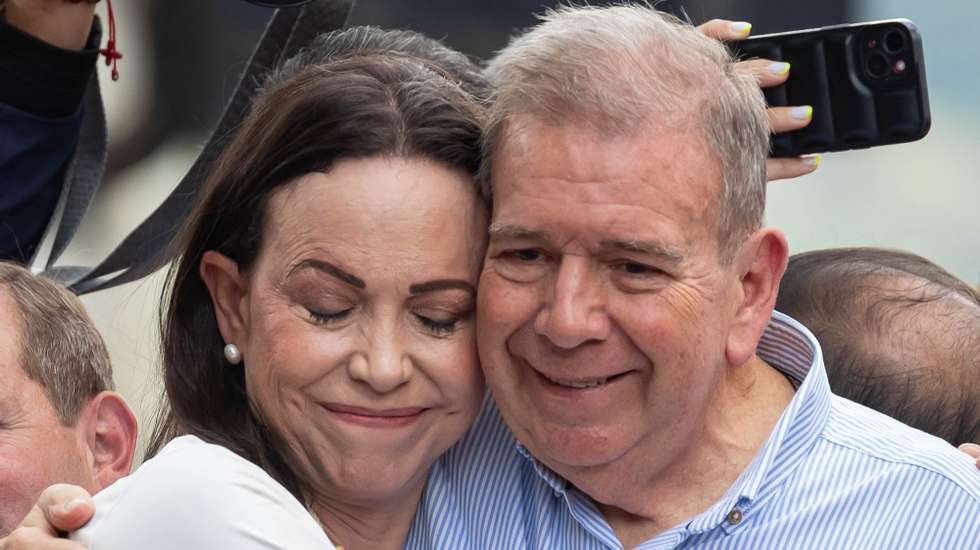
[731, 19, 931, 157]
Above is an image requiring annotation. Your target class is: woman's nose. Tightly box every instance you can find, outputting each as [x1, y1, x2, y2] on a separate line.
[347, 332, 414, 393]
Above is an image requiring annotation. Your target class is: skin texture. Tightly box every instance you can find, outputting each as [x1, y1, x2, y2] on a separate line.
[201, 156, 487, 550]
[478, 119, 794, 547]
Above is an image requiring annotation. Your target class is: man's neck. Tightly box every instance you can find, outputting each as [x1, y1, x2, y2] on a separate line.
[576, 356, 796, 548]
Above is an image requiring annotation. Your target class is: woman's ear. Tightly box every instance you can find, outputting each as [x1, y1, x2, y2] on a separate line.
[199, 251, 249, 347]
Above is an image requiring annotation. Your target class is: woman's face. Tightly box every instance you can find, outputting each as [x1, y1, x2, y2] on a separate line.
[213, 156, 487, 504]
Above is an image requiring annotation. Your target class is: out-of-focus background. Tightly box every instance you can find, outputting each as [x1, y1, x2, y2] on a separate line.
[68, 0, 980, 458]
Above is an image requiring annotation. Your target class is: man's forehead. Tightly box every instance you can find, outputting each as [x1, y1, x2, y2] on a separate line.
[0, 288, 22, 351]
[492, 118, 720, 199]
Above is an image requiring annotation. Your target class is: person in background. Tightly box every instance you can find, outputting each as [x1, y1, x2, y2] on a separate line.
[776, 247, 980, 446]
[0, 0, 101, 262]
[0, 261, 136, 539]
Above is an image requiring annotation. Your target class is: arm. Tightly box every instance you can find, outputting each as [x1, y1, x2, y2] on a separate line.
[0, 1, 100, 262]
[69, 439, 335, 550]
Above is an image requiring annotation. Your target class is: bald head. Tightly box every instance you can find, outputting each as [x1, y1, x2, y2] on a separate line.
[777, 248, 980, 445]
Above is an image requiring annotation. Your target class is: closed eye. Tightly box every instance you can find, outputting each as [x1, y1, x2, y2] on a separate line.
[308, 308, 353, 325]
[414, 314, 461, 335]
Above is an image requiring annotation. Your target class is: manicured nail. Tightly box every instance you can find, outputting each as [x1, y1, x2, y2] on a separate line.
[769, 62, 791, 76]
[730, 22, 752, 36]
[803, 154, 822, 168]
[63, 498, 87, 514]
[791, 105, 814, 120]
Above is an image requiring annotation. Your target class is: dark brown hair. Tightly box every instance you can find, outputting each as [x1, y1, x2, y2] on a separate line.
[0, 261, 113, 425]
[777, 247, 980, 444]
[146, 27, 489, 499]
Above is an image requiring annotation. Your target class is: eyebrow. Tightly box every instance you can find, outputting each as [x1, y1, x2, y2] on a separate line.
[488, 224, 684, 264]
[487, 223, 547, 241]
[409, 280, 476, 295]
[288, 259, 366, 289]
[603, 239, 685, 264]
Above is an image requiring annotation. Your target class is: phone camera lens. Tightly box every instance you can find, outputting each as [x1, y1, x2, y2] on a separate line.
[883, 30, 906, 54]
[867, 52, 889, 78]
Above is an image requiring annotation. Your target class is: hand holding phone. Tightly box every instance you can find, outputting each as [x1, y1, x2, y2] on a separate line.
[698, 19, 820, 180]
[730, 20, 930, 157]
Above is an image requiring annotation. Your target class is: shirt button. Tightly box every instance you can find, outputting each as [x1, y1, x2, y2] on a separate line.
[726, 508, 744, 525]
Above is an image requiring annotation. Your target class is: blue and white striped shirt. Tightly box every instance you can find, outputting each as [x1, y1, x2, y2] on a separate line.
[407, 312, 980, 549]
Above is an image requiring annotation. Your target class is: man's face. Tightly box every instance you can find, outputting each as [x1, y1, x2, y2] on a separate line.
[0, 290, 93, 536]
[478, 120, 741, 478]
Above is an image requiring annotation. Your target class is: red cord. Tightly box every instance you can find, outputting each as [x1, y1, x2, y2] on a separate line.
[98, 0, 122, 81]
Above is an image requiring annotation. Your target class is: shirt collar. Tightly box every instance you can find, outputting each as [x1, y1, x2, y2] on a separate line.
[515, 311, 833, 535]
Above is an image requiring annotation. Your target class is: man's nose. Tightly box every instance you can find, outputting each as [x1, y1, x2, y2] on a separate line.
[534, 256, 610, 348]
[347, 329, 413, 393]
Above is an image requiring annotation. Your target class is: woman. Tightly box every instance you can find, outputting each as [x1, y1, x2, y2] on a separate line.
[69, 25, 490, 550]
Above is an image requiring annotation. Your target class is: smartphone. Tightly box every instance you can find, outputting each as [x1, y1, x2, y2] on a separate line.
[729, 19, 930, 157]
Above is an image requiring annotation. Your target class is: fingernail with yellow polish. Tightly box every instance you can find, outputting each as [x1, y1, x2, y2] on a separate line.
[730, 22, 752, 36]
[769, 62, 791, 76]
[791, 105, 814, 120]
[803, 154, 822, 168]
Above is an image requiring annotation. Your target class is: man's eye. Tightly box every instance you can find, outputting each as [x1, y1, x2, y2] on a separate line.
[505, 249, 542, 262]
[308, 308, 353, 325]
[617, 261, 660, 276]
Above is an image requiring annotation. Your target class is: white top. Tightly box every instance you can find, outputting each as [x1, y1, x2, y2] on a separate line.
[72, 435, 336, 550]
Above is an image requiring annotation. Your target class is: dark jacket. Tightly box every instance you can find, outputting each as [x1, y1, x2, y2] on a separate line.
[0, 16, 100, 262]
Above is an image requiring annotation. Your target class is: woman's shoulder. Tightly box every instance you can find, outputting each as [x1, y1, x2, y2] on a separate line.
[72, 435, 335, 550]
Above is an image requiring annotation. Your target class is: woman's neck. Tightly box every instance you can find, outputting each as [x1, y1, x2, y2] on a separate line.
[311, 480, 426, 550]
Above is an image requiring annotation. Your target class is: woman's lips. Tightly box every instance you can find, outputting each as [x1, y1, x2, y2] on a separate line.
[321, 403, 428, 428]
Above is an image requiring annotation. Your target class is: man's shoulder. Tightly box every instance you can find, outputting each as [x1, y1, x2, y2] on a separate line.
[714, 397, 980, 548]
[813, 395, 980, 501]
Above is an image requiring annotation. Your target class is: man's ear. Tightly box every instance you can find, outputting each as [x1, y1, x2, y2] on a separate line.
[80, 392, 138, 491]
[199, 251, 249, 348]
[725, 228, 789, 367]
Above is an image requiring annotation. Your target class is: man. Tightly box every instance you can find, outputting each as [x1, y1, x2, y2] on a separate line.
[0, 262, 136, 537]
[411, 5, 979, 549]
[777, 247, 980, 445]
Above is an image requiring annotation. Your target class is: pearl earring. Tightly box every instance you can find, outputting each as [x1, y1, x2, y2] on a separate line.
[223, 343, 243, 365]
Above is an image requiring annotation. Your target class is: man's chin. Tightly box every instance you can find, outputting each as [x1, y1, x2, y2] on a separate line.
[523, 426, 632, 472]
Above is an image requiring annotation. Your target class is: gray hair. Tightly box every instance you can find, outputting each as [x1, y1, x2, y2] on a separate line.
[482, 4, 770, 258]
[0, 262, 114, 425]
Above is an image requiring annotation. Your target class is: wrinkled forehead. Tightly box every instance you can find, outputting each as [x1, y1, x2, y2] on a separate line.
[490, 116, 723, 215]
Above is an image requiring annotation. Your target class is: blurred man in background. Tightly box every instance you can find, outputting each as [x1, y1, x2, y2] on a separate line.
[0, 262, 136, 537]
[0, 0, 101, 263]
[777, 247, 980, 445]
